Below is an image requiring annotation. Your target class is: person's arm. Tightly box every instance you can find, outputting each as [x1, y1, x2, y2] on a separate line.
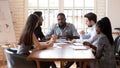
[45, 24, 55, 40]
[65, 33, 79, 40]
[65, 32, 80, 39]
[67, 24, 79, 39]
[83, 41, 97, 55]
[95, 37, 105, 59]
[83, 41, 97, 51]
[80, 33, 91, 39]
[34, 26, 45, 42]
[72, 36, 80, 39]
[45, 36, 51, 40]
[82, 26, 98, 44]
[32, 34, 54, 49]
[80, 30, 85, 35]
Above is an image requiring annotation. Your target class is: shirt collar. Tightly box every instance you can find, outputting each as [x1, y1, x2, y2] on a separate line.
[56, 23, 68, 28]
[91, 24, 96, 29]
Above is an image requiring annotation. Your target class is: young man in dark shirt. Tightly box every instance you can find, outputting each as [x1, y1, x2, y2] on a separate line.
[33, 11, 57, 68]
[33, 11, 46, 42]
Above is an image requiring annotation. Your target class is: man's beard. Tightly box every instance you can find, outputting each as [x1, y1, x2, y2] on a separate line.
[59, 23, 66, 28]
[88, 25, 92, 27]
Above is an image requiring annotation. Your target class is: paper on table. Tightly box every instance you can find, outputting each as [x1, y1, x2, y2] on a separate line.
[55, 39, 66, 43]
[73, 43, 83, 46]
[64, 41, 71, 43]
[53, 44, 62, 48]
[55, 39, 71, 43]
[55, 43, 67, 45]
[69, 46, 89, 50]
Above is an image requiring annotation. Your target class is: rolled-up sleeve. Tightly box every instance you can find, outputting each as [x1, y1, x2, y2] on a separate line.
[45, 24, 55, 36]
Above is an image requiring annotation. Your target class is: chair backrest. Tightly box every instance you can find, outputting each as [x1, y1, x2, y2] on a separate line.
[4, 48, 36, 68]
[114, 36, 120, 55]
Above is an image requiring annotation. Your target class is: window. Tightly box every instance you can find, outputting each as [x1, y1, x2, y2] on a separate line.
[28, 0, 94, 33]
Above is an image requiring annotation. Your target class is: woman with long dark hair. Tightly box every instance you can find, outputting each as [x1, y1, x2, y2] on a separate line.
[17, 13, 56, 68]
[84, 17, 116, 68]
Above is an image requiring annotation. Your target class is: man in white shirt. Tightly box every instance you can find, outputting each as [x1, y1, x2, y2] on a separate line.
[72, 12, 98, 45]
[65, 12, 98, 68]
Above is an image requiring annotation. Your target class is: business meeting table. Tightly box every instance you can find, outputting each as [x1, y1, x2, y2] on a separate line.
[27, 40, 95, 68]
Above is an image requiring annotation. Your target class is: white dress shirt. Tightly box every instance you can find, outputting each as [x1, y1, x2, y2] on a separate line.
[76, 24, 99, 45]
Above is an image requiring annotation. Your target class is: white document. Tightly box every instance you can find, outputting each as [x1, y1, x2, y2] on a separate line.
[73, 43, 83, 46]
[55, 39, 71, 43]
[69, 46, 89, 50]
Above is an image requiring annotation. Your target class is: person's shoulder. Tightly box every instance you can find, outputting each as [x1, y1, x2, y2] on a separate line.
[53, 23, 58, 26]
[48, 23, 59, 30]
[66, 23, 74, 26]
[99, 34, 107, 41]
[66, 22, 73, 25]
[51, 23, 58, 27]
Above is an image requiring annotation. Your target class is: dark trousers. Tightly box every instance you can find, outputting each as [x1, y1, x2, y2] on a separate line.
[65, 62, 80, 68]
[51, 62, 57, 68]
[36, 61, 57, 68]
[40, 61, 53, 68]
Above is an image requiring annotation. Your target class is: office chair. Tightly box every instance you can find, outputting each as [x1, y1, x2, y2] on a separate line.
[114, 28, 120, 65]
[4, 48, 37, 68]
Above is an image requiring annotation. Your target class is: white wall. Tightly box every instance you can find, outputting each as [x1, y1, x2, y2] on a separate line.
[107, 0, 120, 31]
[0, 0, 16, 42]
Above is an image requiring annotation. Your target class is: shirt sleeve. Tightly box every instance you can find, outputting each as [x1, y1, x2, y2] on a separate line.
[45, 24, 55, 36]
[76, 26, 97, 43]
[34, 27, 45, 40]
[95, 36, 105, 59]
[82, 26, 97, 43]
[70, 24, 79, 37]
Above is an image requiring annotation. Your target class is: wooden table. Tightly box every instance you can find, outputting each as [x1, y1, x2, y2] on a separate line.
[27, 43, 95, 68]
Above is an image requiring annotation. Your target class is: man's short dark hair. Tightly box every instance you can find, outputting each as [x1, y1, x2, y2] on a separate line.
[33, 11, 42, 17]
[57, 13, 66, 18]
[84, 12, 97, 23]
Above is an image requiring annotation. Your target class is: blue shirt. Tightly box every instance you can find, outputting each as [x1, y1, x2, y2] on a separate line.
[45, 23, 79, 39]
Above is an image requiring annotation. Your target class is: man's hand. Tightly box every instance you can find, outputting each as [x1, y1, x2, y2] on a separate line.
[80, 30, 85, 34]
[71, 39, 76, 43]
[51, 35, 59, 41]
[45, 36, 51, 40]
[65, 32, 71, 39]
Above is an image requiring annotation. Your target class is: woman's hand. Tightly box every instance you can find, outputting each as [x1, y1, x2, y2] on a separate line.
[83, 42, 92, 46]
[51, 35, 58, 42]
[46, 36, 57, 47]
[52, 35, 59, 39]
[83, 41, 96, 51]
